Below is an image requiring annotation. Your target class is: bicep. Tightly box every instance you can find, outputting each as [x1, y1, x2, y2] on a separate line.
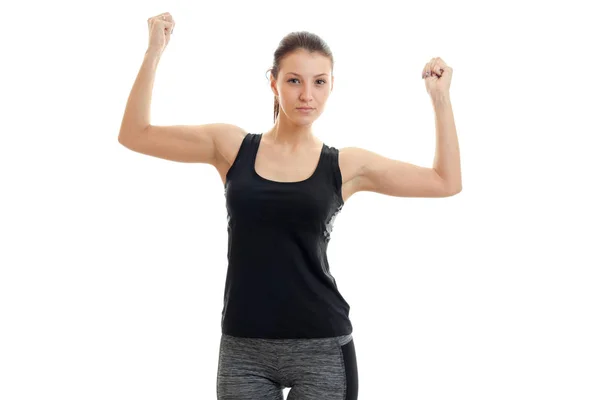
[344, 146, 450, 198]
[119, 123, 246, 165]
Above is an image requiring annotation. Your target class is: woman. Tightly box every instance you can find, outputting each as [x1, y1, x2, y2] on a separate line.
[118, 12, 462, 400]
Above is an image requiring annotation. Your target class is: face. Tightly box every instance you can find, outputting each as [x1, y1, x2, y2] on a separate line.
[271, 48, 334, 123]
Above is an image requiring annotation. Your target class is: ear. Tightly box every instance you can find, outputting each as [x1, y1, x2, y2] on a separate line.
[331, 75, 334, 92]
[270, 74, 279, 97]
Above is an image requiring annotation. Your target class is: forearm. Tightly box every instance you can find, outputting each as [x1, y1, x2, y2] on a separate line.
[118, 49, 162, 140]
[431, 93, 462, 192]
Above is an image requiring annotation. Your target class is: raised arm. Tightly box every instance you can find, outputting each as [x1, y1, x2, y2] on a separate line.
[117, 45, 245, 165]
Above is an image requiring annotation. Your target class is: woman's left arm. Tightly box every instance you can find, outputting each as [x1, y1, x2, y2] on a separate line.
[431, 92, 462, 194]
[342, 57, 462, 198]
[427, 57, 461, 193]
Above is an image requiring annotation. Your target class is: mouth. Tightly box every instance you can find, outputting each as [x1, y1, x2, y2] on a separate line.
[297, 107, 314, 110]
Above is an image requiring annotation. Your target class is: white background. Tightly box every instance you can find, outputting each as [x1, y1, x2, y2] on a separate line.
[1, 0, 599, 399]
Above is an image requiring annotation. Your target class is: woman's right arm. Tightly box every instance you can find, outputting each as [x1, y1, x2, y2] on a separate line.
[118, 49, 246, 165]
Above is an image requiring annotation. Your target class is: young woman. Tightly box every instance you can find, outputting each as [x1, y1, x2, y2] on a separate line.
[118, 12, 462, 400]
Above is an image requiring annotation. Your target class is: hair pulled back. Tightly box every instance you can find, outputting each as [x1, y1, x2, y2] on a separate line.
[266, 31, 334, 123]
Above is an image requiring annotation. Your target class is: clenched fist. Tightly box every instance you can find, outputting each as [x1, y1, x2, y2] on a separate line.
[147, 12, 176, 55]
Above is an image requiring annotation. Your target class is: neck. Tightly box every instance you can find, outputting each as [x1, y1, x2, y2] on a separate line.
[264, 115, 317, 150]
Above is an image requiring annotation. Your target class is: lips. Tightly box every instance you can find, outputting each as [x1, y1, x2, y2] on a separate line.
[297, 107, 314, 110]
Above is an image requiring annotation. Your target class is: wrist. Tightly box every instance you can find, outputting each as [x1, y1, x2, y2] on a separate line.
[431, 92, 451, 106]
[145, 47, 163, 59]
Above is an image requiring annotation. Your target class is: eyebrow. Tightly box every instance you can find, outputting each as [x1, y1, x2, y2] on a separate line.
[286, 72, 329, 77]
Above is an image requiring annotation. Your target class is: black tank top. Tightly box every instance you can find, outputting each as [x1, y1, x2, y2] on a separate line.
[221, 132, 353, 339]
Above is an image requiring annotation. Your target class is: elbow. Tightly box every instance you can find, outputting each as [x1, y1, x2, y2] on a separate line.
[118, 125, 150, 146]
[118, 133, 132, 148]
[445, 186, 462, 196]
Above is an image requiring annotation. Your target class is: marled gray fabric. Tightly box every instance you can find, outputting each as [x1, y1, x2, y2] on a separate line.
[217, 333, 357, 399]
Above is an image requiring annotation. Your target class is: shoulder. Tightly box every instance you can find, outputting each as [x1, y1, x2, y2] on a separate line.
[213, 132, 253, 184]
[334, 146, 368, 185]
[215, 132, 254, 167]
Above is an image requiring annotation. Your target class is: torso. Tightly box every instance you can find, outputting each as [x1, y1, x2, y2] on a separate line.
[213, 133, 363, 203]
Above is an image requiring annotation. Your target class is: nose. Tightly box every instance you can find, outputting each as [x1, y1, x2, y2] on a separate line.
[299, 85, 313, 102]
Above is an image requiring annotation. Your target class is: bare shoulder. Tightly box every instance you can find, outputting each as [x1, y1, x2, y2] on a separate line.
[213, 129, 250, 185]
[338, 146, 367, 184]
[337, 146, 369, 202]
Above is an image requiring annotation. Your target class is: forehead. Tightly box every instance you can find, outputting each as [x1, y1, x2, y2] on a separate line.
[280, 49, 331, 75]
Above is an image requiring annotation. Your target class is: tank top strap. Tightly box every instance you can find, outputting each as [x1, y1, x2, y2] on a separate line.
[225, 132, 258, 182]
[323, 144, 344, 200]
[247, 133, 262, 160]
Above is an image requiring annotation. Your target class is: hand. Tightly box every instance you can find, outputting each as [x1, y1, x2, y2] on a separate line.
[422, 57, 452, 98]
[147, 12, 176, 55]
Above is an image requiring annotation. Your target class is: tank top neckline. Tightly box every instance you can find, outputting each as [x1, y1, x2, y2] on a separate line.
[252, 133, 326, 184]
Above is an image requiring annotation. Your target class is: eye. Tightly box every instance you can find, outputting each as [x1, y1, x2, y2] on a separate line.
[287, 78, 327, 85]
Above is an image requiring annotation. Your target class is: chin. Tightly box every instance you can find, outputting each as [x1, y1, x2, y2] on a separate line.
[293, 119, 315, 127]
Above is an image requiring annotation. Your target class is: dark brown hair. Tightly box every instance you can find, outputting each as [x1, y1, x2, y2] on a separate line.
[266, 31, 334, 123]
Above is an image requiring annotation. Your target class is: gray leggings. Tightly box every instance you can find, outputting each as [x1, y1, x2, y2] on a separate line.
[216, 333, 358, 399]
